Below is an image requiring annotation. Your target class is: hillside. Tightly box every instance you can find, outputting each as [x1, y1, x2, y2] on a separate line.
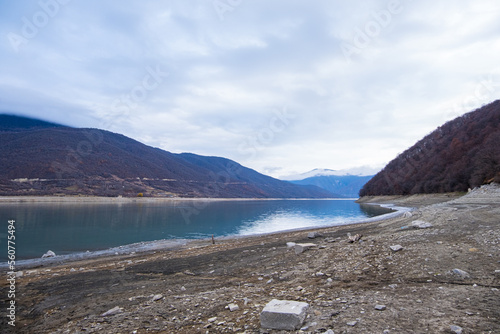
[360, 100, 500, 196]
[0, 114, 66, 131]
[0, 116, 334, 198]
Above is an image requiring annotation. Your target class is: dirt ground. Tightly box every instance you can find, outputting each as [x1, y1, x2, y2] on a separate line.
[1, 185, 499, 333]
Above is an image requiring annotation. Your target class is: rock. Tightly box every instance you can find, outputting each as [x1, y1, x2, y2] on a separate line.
[101, 306, 123, 317]
[389, 245, 403, 252]
[227, 303, 239, 312]
[450, 325, 463, 334]
[180, 286, 187, 291]
[308, 232, 320, 239]
[286, 242, 296, 248]
[42, 250, 56, 258]
[294, 243, 317, 254]
[260, 299, 309, 330]
[152, 294, 163, 301]
[403, 211, 413, 218]
[449, 268, 470, 279]
[347, 233, 362, 243]
[375, 304, 386, 311]
[347, 320, 358, 326]
[411, 220, 433, 229]
[15, 271, 23, 278]
[323, 330, 334, 334]
[207, 317, 217, 323]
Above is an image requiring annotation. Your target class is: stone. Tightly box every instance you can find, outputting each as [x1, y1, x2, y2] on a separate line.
[208, 317, 217, 323]
[152, 294, 163, 301]
[389, 245, 403, 252]
[101, 306, 123, 317]
[308, 232, 320, 239]
[286, 242, 296, 248]
[260, 299, 309, 330]
[347, 233, 362, 243]
[411, 220, 433, 229]
[450, 325, 463, 334]
[228, 303, 239, 312]
[323, 330, 334, 334]
[294, 243, 317, 254]
[403, 211, 413, 218]
[375, 304, 386, 311]
[347, 320, 358, 326]
[42, 250, 56, 258]
[449, 268, 470, 279]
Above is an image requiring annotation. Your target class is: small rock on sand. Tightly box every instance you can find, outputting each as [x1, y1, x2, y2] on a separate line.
[389, 245, 403, 252]
[101, 306, 123, 317]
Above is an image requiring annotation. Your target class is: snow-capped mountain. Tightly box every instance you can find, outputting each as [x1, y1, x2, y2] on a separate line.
[281, 166, 381, 198]
[281, 166, 381, 181]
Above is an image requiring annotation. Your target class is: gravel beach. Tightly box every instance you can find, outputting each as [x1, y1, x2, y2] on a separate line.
[1, 184, 499, 333]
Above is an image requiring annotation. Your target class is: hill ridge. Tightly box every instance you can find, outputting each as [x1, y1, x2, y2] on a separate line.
[360, 100, 500, 196]
[0, 116, 335, 198]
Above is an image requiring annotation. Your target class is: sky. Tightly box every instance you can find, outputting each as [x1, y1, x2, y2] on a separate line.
[1, 0, 500, 178]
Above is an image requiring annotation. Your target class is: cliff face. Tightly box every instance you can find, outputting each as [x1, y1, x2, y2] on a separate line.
[360, 100, 500, 196]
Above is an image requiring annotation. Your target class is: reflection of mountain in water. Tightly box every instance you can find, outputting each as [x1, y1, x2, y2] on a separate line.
[358, 203, 395, 218]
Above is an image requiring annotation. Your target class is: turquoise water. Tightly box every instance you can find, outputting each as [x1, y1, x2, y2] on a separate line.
[0, 199, 392, 261]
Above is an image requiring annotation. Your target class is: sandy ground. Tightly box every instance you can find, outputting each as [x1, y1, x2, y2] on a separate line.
[1, 184, 499, 333]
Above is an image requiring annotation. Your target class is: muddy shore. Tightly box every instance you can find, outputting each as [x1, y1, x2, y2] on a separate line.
[1, 185, 499, 333]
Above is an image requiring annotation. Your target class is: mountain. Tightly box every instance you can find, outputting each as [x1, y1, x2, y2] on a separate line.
[360, 100, 500, 196]
[0, 115, 335, 198]
[281, 167, 380, 181]
[0, 114, 66, 131]
[282, 168, 377, 198]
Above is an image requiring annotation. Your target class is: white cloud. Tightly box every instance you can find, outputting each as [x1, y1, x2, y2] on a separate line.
[1, 0, 500, 178]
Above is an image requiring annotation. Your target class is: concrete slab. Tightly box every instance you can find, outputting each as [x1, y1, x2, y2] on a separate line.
[260, 299, 309, 330]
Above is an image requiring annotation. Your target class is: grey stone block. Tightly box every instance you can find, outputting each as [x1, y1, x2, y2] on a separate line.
[260, 299, 309, 330]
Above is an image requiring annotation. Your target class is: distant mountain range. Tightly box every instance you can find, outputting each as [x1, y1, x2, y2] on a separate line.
[360, 100, 500, 196]
[281, 168, 378, 198]
[0, 114, 335, 198]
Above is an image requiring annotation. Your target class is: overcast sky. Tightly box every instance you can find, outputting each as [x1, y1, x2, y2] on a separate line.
[1, 0, 499, 178]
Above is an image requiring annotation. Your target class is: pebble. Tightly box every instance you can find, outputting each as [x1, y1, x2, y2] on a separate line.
[411, 220, 433, 229]
[347, 321, 357, 326]
[152, 294, 163, 301]
[450, 268, 470, 279]
[227, 303, 239, 312]
[389, 245, 403, 252]
[375, 305, 387, 311]
[101, 306, 123, 317]
[308, 232, 321, 239]
[450, 325, 463, 334]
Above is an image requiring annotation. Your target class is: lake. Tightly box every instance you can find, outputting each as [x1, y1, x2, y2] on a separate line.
[0, 199, 393, 261]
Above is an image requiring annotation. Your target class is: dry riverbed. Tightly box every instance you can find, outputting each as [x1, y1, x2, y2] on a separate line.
[1, 185, 500, 333]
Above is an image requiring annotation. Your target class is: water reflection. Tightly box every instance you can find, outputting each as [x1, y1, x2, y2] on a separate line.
[0, 200, 394, 260]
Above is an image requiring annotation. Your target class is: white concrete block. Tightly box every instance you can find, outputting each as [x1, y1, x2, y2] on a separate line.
[260, 299, 309, 330]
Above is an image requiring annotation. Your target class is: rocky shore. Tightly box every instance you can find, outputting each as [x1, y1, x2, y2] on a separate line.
[1, 184, 499, 333]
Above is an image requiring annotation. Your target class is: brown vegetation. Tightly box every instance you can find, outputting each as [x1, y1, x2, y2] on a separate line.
[360, 100, 500, 196]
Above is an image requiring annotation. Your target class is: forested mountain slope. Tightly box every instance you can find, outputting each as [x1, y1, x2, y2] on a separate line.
[360, 100, 500, 196]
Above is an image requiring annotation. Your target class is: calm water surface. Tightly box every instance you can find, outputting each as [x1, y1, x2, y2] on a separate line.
[0, 199, 392, 261]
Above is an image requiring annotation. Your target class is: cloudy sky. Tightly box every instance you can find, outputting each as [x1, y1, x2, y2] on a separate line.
[1, 0, 499, 178]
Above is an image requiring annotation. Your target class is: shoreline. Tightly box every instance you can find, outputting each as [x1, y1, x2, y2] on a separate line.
[1, 201, 404, 270]
[3, 185, 498, 333]
[0, 196, 355, 203]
